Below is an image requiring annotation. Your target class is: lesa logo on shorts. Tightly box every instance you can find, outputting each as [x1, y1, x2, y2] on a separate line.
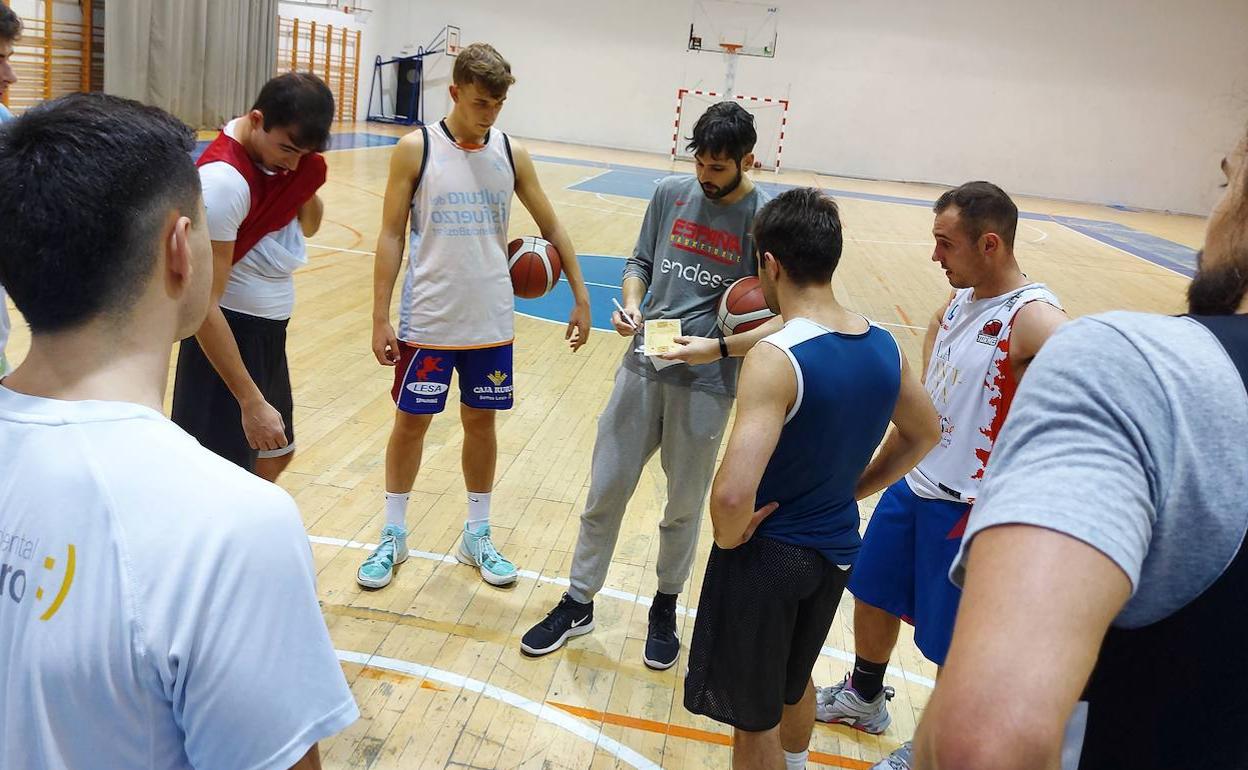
[406, 381, 450, 396]
[0, 528, 76, 622]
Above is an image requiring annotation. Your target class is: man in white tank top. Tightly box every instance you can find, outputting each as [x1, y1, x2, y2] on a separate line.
[816, 182, 1067, 770]
[359, 43, 593, 590]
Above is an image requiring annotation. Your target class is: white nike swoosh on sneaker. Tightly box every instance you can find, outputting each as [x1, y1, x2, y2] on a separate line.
[570, 616, 590, 628]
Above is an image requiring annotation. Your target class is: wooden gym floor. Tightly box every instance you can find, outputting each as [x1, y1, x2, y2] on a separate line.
[2, 122, 1202, 769]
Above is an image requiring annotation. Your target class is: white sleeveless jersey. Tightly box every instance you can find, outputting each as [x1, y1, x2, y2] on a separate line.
[906, 283, 1062, 502]
[399, 122, 516, 348]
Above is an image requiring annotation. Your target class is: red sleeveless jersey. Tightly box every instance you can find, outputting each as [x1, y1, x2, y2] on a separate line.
[196, 131, 327, 263]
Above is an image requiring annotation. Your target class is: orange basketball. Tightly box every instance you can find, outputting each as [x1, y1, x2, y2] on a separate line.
[718, 276, 776, 334]
[508, 236, 562, 299]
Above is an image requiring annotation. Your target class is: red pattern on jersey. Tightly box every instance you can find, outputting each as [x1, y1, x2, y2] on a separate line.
[973, 317, 1021, 479]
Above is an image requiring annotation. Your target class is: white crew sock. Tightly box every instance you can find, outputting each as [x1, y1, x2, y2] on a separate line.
[784, 750, 808, 770]
[466, 491, 492, 530]
[384, 492, 409, 530]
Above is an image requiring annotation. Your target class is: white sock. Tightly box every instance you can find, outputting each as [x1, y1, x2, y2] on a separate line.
[384, 492, 409, 530]
[466, 491, 491, 530]
[784, 750, 808, 770]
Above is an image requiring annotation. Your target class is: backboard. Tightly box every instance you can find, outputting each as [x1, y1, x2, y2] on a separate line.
[687, 0, 779, 58]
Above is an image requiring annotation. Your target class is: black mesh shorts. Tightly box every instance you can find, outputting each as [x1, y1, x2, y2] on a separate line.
[684, 536, 850, 732]
[171, 308, 294, 472]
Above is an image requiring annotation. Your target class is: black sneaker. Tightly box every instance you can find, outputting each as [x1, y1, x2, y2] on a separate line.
[643, 592, 679, 670]
[520, 593, 594, 656]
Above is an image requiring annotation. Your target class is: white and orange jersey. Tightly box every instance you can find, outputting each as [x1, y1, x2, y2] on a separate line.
[906, 283, 1062, 503]
[398, 120, 516, 349]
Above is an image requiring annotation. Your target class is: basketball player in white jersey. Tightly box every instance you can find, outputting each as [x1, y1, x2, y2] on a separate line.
[816, 181, 1067, 770]
[359, 43, 593, 590]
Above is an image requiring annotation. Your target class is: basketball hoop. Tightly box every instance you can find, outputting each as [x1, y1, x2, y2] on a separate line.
[338, 3, 372, 23]
[719, 43, 743, 55]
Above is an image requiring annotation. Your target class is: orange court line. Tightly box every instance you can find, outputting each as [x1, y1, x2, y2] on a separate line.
[894, 304, 913, 327]
[348, 664, 447, 692]
[546, 701, 874, 769]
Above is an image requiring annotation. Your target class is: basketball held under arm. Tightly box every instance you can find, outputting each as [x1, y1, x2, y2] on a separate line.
[511, 140, 591, 350]
[912, 525, 1130, 770]
[708, 343, 794, 548]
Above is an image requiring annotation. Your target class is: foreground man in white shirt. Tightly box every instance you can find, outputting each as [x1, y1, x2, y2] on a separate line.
[0, 93, 357, 769]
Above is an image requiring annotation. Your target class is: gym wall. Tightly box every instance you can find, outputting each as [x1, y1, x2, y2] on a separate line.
[372, 0, 1248, 215]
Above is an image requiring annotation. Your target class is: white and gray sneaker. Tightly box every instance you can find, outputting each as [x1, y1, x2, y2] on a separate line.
[814, 673, 895, 734]
[871, 741, 912, 770]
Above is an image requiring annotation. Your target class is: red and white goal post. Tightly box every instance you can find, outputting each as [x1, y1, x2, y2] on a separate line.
[670, 88, 790, 171]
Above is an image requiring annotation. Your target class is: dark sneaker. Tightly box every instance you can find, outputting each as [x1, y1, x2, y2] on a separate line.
[520, 593, 594, 656]
[643, 592, 679, 670]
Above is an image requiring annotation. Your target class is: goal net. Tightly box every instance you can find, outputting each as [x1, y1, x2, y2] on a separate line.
[671, 89, 789, 171]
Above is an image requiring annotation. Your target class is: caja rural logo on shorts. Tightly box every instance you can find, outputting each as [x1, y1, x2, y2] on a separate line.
[0, 527, 75, 621]
[473, 370, 512, 401]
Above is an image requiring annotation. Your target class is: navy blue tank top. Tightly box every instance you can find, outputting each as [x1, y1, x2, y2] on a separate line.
[754, 318, 903, 565]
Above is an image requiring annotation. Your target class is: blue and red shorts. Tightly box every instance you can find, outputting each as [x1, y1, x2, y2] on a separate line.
[391, 342, 514, 414]
[848, 477, 971, 666]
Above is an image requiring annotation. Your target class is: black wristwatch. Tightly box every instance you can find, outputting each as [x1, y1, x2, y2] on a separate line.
[718, 337, 729, 359]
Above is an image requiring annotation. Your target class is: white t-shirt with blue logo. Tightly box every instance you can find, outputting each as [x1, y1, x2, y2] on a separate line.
[0, 386, 358, 769]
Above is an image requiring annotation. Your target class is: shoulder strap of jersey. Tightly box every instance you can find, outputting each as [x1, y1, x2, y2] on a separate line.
[412, 124, 430, 194]
[1188, 314, 1248, 391]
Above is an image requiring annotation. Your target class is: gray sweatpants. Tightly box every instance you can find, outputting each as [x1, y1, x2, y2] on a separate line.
[568, 364, 734, 603]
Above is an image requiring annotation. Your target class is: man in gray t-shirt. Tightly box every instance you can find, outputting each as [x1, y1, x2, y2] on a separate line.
[912, 135, 1248, 770]
[521, 102, 777, 670]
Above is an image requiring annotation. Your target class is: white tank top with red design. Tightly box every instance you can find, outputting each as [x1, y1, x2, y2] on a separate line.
[906, 283, 1061, 503]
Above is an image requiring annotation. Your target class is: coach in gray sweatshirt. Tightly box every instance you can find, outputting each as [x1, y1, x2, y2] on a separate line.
[520, 102, 780, 671]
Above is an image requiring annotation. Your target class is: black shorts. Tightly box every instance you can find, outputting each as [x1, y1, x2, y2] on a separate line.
[684, 536, 850, 732]
[171, 307, 294, 472]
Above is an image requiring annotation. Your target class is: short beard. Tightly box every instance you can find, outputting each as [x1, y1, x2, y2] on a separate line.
[1187, 251, 1248, 316]
[702, 166, 743, 200]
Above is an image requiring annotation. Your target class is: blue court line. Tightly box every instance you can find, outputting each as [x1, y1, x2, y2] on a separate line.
[515, 254, 626, 332]
[565, 167, 1199, 277]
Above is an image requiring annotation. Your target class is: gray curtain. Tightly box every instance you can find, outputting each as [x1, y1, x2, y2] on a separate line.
[104, 0, 277, 129]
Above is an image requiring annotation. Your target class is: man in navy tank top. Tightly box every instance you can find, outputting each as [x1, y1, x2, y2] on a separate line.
[913, 123, 1248, 770]
[816, 182, 1067, 770]
[683, 188, 940, 770]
